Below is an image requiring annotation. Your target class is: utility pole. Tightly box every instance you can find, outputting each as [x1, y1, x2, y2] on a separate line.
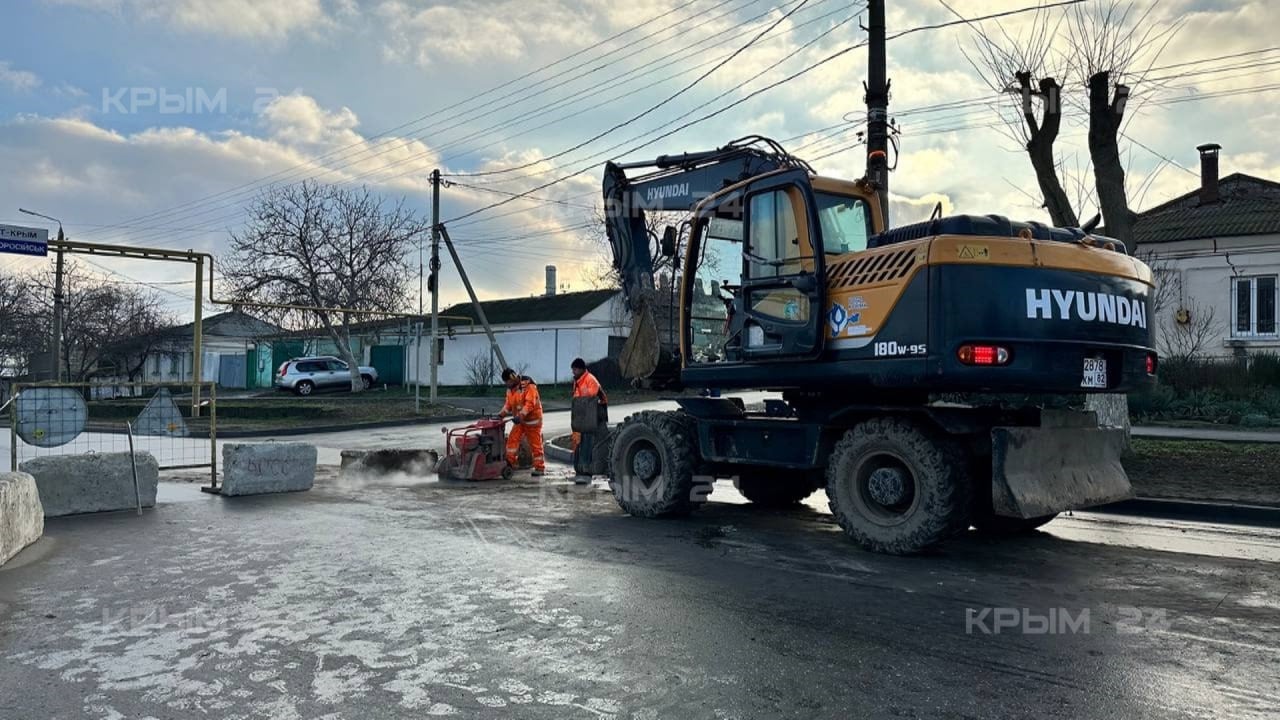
[429, 169, 442, 403]
[52, 232, 65, 383]
[865, 0, 891, 226]
[19, 208, 65, 382]
[192, 255, 204, 417]
[438, 226, 508, 371]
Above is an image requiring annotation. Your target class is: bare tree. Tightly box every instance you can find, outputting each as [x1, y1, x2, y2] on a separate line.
[1135, 249, 1179, 315]
[958, 2, 1078, 226]
[0, 270, 38, 377]
[958, 0, 1180, 237]
[102, 325, 178, 383]
[1066, 0, 1182, 245]
[464, 350, 497, 395]
[1159, 301, 1216, 362]
[20, 261, 174, 382]
[584, 204, 684, 290]
[224, 181, 427, 392]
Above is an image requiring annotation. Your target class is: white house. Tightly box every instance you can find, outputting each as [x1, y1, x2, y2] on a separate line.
[411, 288, 628, 387]
[1133, 144, 1280, 359]
[99, 310, 283, 390]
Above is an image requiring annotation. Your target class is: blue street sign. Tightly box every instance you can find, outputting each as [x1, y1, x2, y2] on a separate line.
[0, 224, 49, 256]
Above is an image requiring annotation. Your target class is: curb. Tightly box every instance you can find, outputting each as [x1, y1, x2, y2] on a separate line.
[545, 441, 572, 464]
[1091, 497, 1280, 528]
[1132, 427, 1280, 444]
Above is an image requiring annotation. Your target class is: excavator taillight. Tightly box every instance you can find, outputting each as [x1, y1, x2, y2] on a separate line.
[1146, 353, 1158, 375]
[958, 344, 1010, 366]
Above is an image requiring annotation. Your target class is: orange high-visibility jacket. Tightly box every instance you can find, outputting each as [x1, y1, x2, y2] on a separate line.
[503, 377, 543, 425]
[573, 370, 607, 405]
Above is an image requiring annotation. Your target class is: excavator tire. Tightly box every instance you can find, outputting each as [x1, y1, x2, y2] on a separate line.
[826, 417, 972, 555]
[734, 471, 818, 508]
[608, 410, 706, 518]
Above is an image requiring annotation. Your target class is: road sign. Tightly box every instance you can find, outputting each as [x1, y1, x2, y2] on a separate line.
[0, 224, 49, 257]
[15, 387, 88, 447]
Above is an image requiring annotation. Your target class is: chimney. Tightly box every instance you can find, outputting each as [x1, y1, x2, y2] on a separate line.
[1197, 143, 1222, 205]
[545, 265, 557, 296]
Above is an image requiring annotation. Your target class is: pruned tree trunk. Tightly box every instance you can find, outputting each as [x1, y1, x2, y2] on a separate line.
[1023, 76, 1079, 227]
[1087, 71, 1135, 244]
[1084, 71, 1136, 439]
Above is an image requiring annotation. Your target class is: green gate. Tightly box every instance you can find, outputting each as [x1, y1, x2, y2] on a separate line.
[370, 345, 406, 386]
[272, 341, 305, 374]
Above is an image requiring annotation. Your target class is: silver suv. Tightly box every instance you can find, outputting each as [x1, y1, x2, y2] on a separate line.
[275, 356, 379, 396]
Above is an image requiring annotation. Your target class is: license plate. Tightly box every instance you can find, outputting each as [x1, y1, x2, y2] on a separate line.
[1082, 358, 1108, 389]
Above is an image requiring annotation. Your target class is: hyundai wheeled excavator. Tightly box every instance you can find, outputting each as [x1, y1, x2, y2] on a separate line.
[599, 135, 1156, 554]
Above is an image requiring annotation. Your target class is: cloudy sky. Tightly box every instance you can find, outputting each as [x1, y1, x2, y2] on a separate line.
[0, 0, 1275, 319]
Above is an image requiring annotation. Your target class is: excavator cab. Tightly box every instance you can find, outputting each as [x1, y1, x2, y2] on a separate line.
[681, 171, 886, 379]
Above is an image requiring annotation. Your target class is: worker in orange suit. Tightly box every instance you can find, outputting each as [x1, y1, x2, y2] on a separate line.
[498, 367, 545, 476]
[570, 357, 608, 483]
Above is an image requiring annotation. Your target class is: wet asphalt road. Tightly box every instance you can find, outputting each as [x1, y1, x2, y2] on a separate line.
[2, 462, 1279, 720]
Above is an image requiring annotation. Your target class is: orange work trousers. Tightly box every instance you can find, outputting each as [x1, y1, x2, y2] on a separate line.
[507, 422, 545, 471]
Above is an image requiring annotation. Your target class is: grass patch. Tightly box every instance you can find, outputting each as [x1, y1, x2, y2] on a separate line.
[1125, 438, 1280, 506]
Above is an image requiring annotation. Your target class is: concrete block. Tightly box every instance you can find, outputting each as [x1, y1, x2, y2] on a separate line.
[0, 472, 44, 566]
[221, 443, 316, 496]
[20, 453, 158, 517]
[340, 449, 438, 477]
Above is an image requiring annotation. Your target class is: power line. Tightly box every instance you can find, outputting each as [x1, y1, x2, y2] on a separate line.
[442, 4, 863, 201]
[72, 0, 754, 245]
[441, 0, 816, 179]
[69, 0, 719, 243]
[80, 0, 844, 245]
[444, 0, 1084, 224]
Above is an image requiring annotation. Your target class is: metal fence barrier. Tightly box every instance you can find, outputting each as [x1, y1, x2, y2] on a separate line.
[7, 381, 217, 487]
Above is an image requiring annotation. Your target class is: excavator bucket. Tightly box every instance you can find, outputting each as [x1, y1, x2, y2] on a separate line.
[989, 419, 1133, 519]
[619, 301, 661, 381]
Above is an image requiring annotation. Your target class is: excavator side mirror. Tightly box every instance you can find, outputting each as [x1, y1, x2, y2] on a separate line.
[660, 226, 678, 257]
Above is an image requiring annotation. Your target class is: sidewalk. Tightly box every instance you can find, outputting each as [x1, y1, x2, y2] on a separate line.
[1132, 425, 1280, 444]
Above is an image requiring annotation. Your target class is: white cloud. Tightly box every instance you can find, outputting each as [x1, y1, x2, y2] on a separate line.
[46, 0, 349, 40]
[0, 96, 603, 306]
[376, 0, 677, 66]
[0, 62, 41, 92]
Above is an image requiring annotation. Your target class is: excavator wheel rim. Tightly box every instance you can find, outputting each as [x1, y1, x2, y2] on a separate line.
[851, 450, 920, 526]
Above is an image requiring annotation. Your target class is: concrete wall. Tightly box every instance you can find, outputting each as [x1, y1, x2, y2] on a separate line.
[409, 324, 624, 386]
[1141, 233, 1280, 358]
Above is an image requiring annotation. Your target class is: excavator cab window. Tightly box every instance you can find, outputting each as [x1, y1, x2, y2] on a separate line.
[814, 192, 870, 255]
[683, 170, 826, 368]
[687, 203, 745, 364]
[746, 188, 810, 322]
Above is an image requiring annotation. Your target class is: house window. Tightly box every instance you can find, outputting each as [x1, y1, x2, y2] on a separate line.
[1233, 276, 1278, 338]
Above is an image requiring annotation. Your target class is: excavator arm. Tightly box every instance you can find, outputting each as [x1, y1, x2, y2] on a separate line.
[602, 136, 810, 386]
